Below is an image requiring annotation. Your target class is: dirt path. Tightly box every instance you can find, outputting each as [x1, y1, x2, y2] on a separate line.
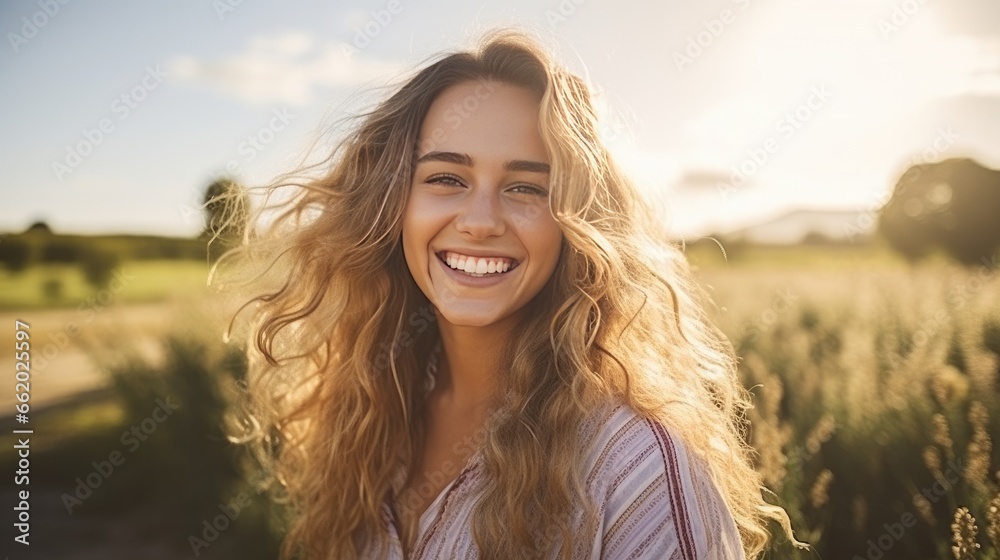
[0, 302, 203, 416]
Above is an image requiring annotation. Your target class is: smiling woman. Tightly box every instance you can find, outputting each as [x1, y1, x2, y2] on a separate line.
[226, 29, 800, 560]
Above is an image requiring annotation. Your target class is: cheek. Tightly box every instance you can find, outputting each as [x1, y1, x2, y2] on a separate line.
[401, 206, 426, 264]
[523, 214, 563, 264]
[534, 209, 562, 244]
[401, 196, 445, 264]
[405, 194, 454, 238]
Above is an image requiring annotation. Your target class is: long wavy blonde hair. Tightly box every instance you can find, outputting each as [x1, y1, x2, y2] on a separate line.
[226, 29, 796, 560]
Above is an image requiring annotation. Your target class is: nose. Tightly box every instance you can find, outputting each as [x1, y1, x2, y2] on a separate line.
[454, 184, 506, 238]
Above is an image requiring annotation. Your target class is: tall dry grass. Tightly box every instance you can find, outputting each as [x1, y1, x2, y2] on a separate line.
[695, 260, 1000, 559]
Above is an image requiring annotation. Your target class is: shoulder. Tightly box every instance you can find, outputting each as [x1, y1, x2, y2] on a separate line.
[579, 401, 746, 560]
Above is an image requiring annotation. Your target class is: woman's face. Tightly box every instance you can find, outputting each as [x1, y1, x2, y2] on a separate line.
[402, 80, 563, 328]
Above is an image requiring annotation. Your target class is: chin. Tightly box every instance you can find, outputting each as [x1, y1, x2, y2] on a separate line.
[439, 314, 498, 328]
[435, 306, 505, 328]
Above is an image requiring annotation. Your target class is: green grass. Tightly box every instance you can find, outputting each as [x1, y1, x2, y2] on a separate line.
[0, 260, 212, 310]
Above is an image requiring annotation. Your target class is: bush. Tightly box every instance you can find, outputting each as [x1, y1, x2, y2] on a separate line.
[84, 329, 283, 558]
[41, 277, 63, 300]
[79, 248, 121, 288]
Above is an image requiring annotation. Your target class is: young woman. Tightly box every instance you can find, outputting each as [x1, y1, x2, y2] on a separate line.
[230, 29, 797, 559]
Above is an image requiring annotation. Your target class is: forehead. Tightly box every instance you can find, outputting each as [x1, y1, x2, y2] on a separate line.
[417, 80, 548, 164]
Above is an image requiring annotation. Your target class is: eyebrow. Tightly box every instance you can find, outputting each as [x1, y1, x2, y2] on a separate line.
[415, 151, 550, 174]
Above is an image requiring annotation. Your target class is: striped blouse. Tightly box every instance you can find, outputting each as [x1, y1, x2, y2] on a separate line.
[364, 399, 747, 559]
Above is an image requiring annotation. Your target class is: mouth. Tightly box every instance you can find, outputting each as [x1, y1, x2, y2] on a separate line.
[436, 251, 521, 278]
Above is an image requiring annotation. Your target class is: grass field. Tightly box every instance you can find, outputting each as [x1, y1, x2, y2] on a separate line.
[0, 259, 213, 310]
[691, 252, 1000, 559]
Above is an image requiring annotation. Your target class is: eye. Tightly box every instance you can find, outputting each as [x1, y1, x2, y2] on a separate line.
[509, 184, 548, 197]
[426, 173, 465, 187]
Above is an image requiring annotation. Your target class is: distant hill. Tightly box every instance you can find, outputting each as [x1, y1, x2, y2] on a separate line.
[720, 208, 875, 245]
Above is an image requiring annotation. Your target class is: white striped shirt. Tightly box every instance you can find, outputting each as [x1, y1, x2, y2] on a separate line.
[364, 400, 746, 559]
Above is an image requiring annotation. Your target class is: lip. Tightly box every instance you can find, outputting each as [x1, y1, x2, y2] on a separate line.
[435, 251, 519, 287]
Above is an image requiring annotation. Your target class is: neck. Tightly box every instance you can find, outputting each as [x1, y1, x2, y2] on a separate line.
[433, 315, 518, 409]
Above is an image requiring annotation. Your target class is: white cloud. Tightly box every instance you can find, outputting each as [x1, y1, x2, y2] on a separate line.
[167, 30, 403, 106]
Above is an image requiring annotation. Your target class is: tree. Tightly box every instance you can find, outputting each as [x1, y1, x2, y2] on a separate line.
[200, 178, 250, 262]
[40, 239, 82, 263]
[24, 221, 52, 234]
[879, 158, 1000, 265]
[0, 236, 32, 273]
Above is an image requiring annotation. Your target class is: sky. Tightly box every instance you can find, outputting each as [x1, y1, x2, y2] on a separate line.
[2, 0, 999, 239]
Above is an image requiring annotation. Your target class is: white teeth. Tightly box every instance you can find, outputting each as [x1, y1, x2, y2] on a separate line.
[441, 251, 515, 276]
